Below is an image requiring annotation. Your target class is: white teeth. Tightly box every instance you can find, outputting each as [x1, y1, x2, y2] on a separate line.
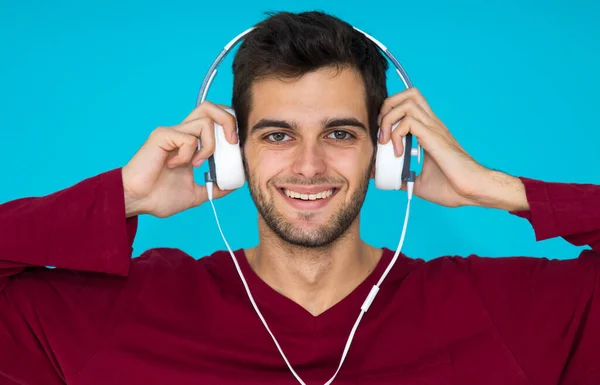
[284, 189, 334, 201]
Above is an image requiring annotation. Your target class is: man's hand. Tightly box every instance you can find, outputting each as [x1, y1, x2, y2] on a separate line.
[122, 102, 238, 218]
[378, 88, 529, 211]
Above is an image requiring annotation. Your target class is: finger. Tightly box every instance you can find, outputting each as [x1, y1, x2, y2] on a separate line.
[378, 88, 434, 125]
[379, 98, 433, 144]
[379, 88, 433, 120]
[168, 136, 198, 168]
[192, 181, 235, 206]
[172, 117, 211, 137]
[147, 128, 199, 168]
[171, 118, 216, 166]
[390, 116, 428, 157]
[182, 101, 238, 144]
[400, 173, 424, 192]
[182, 102, 231, 122]
[192, 119, 216, 165]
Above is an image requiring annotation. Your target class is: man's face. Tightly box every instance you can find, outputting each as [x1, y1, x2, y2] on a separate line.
[243, 66, 375, 248]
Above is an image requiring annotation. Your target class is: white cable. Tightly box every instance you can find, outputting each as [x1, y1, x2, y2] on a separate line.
[325, 181, 414, 384]
[206, 182, 307, 385]
[206, 181, 214, 201]
[370, 180, 414, 292]
[205, 180, 414, 384]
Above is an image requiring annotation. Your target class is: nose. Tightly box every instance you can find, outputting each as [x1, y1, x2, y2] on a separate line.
[291, 139, 326, 179]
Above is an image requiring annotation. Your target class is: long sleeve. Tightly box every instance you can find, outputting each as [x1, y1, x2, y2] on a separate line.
[465, 177, 600, 385]
[509, 176, 600, 251]
[0, 168, 145, 384]
[0, 167, 137, 284]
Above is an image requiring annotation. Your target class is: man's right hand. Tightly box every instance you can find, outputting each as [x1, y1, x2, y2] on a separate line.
[122, 101, 239, 218]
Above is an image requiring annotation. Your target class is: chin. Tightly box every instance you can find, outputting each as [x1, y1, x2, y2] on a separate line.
[249, 177, 364, 248]
[286, 212, 331, 229]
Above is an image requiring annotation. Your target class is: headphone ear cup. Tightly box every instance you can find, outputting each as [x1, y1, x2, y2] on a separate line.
[374, 126, 405, 190]
[212, 109, 245, 190]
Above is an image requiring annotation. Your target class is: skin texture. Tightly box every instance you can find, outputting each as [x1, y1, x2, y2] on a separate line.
[241, 67, 382, 316]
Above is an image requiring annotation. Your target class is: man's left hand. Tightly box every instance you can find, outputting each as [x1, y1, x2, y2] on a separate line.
[377, 88, 529, 211]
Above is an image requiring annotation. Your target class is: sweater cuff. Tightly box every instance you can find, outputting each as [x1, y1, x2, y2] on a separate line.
[100, 168, 138, 276]
[509, 177, 557, 242]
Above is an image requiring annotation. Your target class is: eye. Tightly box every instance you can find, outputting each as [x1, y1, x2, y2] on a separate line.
[266, 132, 291, 142]
[327, 130, 354, 140]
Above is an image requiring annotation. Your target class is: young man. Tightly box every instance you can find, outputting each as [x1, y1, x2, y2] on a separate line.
[1, 11, 598, 385]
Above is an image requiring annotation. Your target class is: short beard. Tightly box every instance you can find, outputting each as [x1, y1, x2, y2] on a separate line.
[244, 155, 374, 249]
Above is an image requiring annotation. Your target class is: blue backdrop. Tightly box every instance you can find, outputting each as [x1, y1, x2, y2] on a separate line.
[1, 0, 598, 262]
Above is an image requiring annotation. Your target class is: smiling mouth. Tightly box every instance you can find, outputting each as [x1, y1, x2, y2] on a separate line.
[277, 187, 340, 209]
[280, 188, 338, 201]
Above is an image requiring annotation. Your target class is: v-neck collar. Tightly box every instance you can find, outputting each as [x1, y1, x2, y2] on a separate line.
[230, 247, 411, 333]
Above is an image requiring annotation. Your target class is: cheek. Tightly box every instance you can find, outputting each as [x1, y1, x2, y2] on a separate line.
[249, 146, 293, 186]
[327, 149, 369, 182]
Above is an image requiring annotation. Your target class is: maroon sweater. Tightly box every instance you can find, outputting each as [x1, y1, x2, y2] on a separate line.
[0, 168, 599, 385]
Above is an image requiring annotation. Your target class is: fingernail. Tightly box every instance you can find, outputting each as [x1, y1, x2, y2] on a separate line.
[231, 132, 238, 143]
[194, 158, 205, 167]
[395, 142, 403, 157]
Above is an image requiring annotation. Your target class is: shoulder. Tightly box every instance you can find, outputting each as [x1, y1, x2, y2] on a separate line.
[386, 249, 599, 296]
[128, 247, 238, 290]
[416, 250, 600, 275]
[420, 250, 600, 305]
[454, 250, 600, 282]
[130, 247, 233, 275]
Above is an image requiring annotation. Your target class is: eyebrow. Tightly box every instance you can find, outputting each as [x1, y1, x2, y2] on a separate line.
[250, 117, 367, 133]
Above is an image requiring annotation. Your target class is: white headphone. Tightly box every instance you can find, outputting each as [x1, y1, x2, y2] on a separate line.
[198, 25, 420, 385]
[196, 26, 422, 192]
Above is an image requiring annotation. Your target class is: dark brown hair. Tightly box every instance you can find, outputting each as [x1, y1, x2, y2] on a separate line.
[231, 11, 389, 148]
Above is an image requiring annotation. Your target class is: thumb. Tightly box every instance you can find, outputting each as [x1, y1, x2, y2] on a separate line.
[400, 173, 421, 193]
[192, 182, 235, 206]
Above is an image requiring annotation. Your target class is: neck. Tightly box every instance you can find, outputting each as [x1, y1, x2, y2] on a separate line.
[245, 216, 381, 316]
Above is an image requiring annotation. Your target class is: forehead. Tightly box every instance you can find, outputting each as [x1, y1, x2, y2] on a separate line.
[248, 66, 368, 123]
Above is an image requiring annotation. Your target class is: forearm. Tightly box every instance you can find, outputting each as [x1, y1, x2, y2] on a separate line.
[468, 170, 530, 212]
[468, 170, 600, 251]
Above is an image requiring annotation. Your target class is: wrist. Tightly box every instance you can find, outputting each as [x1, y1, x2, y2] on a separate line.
[469, 170, 530, 212]
[124, 190, 145, 218]
[122, 169, 146, 218]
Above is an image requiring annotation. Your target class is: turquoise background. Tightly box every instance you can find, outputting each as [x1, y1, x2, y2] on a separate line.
[1, 0, 599, 262]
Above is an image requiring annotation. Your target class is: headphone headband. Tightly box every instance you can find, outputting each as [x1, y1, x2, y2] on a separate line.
[195, 26, 414, 107]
